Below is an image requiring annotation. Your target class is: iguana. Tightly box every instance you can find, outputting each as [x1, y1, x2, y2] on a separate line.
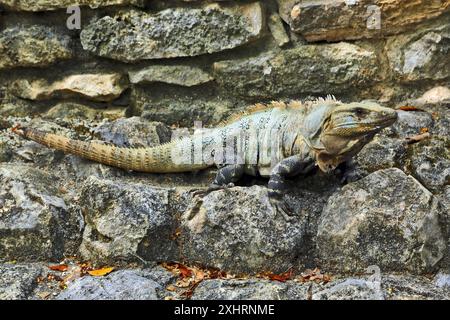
[12, 97, 397, 217]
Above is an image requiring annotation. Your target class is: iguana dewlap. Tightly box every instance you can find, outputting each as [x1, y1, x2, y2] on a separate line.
[13, 97, 397, 216]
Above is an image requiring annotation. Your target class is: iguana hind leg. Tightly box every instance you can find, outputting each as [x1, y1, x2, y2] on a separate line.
[191, 164, 245, 197]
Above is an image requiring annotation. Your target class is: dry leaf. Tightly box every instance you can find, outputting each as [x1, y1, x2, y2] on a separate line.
[49, 264, 68, 272]
[178, 265, 192, 278]
[37, 291, 51, 299]
[420, 127, 429, 134]
[406, 132, 431, 144]
[397, 105, 422, 111]
[258, 269, 293, 283]
[166, 285, 177, 292]
[88, 267, 114, 277]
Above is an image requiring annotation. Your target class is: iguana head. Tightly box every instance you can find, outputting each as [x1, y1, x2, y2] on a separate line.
[317, 101, 397, 172]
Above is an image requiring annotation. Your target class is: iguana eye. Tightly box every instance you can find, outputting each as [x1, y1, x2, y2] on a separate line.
[355, 108, 365, 116]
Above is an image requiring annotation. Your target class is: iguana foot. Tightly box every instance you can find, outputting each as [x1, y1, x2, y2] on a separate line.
[268, 190, 295, 222]
[336, 161, 363, 184]
[273, 200, 295, 222]
[339, 168, 363, 184]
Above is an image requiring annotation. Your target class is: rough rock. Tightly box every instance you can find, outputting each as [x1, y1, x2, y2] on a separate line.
[192, 279, 312, 300]
[80, 3, 263, 62]
[180, 186, 309, 274]
[79, 176, 179, 264]
[387, 28, 450, 81]
[56, 270, 160, 300]
[92, 117, 171, 147]
[383, 274, 450, 300]
[386, 24, 450, 82]
[278, 0, 450, 42]
[213, 43, 378, 98]
[45, 103, 126, 121]
[11, 74, 129, 102]
[0, 164, 82, 261]
[129, 65, 213, 87]
[412, 86, 450, 106]
[317, 168, 447, 274]
[354, 135, 407, 175]
[434, 272, 450, 289]
[268, 13, 290, 47]
[0, 0, 143, 11]
[410, 137, 450, 193]
[131, 84, 240, 126]
[312, 278, 384, 300]
[426, 103, 450, 137]
[0, 25, 72, 69]
[392, 110, 434, 138]
[0, 263, 42, 300]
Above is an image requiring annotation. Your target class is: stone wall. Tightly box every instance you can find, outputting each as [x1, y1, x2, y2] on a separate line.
[0, 0, 449, 126]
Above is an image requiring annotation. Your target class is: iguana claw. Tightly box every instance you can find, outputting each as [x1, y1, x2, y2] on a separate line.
[270, 197, 295, 222]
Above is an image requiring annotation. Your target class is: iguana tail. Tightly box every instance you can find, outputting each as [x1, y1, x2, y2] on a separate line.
[12, 126, 209, 173]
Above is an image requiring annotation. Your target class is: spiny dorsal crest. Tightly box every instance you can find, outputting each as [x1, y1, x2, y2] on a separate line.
[220, 96, 341, 127]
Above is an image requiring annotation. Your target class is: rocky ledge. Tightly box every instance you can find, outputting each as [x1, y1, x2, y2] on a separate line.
[0, 91, 448, 300]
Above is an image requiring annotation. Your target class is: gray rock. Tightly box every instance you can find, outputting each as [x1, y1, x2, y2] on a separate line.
[56, 270, 160, 300]
[213, 42, 378, 98]
[317, 168, 447, 274]
[0, 164, 82, 261]
[93, 117, 171, 147]
[45, 103, 126, 121]
[0, 263, 42, 300]
[392, 110, 434, 138]
[192, 279, 311, 300]
[435, 272, 450, 289]
[0, 25, 72, 69]
[129, 65, 213, 87]
[180, 186, 309, 274]
[268, 13, 290, 47]
[386, 24, 450, 82]
[383, 274, 450, 300]
[410, 137, 450, 193]
[0, 0, 143, 11]
[132, 84, 240, 127]
[427, 103, 450, 138]
[277, 0, 449, 42]
[312, 278, 384, 300]
[354, 135, 407, 175]
[80, 3, 263, 62]
[79, 176, 179, 264]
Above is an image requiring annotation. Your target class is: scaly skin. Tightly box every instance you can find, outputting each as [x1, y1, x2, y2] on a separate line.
[13, 97, 397, 217]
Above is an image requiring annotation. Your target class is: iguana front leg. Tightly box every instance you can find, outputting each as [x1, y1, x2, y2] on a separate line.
[191, 164, 245, 197]
[268, 155, 314, 220]
[335, 159, 363, 184]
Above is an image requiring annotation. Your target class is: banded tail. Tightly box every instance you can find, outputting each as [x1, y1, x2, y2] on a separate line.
[12, 125, 208, 173]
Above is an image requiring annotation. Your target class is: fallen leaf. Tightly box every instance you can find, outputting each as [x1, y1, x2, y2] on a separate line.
[49, 264, 68, 272]
[258, 269, 293, 282]
[178, 264, 192, 278]
[397, 105, 422, 111]
[37, 291, 51, 299]
[194, 269, 205, 282]
[406, 132, 431, 144]
[88, 267, 114, 277]
[298, 268, 332, 284]
[166, 285, 177, 292]
[420, 127, 429, 134]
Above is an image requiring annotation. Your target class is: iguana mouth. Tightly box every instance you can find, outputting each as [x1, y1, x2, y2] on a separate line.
[335, 114, 397, 129]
